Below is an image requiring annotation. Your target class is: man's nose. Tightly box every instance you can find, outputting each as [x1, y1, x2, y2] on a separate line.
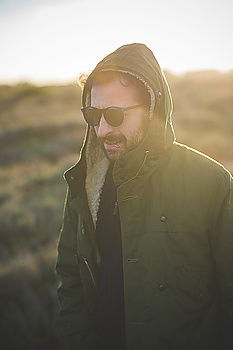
[96, 115, 114, 138]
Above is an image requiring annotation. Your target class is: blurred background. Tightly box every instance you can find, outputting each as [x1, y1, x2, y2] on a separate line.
[0, 0, 232, 349]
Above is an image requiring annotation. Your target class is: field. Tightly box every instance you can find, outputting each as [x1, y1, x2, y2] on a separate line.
[0, 70, 232, 349]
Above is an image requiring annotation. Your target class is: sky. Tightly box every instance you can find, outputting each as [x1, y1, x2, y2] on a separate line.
[0, 0, 232, 84]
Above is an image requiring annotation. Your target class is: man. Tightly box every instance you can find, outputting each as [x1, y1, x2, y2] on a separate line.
[56, 43, 233, 350]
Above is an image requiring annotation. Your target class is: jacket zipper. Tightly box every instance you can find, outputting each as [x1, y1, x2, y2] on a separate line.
[113, 201, 118, 215]
[81, 152, 149, 290]
[83, 256, 96, 289]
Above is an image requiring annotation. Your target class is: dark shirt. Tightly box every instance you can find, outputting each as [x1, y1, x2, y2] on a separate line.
[93, 163, 126, 350]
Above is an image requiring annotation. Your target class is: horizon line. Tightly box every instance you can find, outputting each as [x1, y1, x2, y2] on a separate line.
[1, 68, 233, 87]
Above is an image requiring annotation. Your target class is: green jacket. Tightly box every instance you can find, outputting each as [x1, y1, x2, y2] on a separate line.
[55, 43, 233, 350]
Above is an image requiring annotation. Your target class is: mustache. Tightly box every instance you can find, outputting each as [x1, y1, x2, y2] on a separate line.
[100, 134, 126, 144]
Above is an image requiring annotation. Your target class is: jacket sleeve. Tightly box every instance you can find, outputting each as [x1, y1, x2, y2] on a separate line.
[55, 187, 95, 350]
[211, 170, 233, 349]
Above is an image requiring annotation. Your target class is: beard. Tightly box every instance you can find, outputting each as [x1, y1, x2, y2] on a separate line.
[98, 123, 149, 162]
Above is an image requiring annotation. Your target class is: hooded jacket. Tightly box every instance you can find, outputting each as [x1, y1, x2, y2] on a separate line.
[55, 43, 233, 350]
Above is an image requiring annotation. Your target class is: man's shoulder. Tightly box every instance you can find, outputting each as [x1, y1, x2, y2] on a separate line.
[169, 142, 232, 188]
[172, 142, 230, 174]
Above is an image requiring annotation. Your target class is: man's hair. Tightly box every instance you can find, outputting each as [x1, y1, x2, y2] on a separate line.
[78, 71, 151, 108]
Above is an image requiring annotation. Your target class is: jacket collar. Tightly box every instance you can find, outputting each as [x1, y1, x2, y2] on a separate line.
[63, 116, 174, 231]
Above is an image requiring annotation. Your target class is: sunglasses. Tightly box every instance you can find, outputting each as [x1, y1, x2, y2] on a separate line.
[81, 104, 146, 127]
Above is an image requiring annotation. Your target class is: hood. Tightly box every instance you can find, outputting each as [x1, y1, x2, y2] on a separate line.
[82, 43, 174, 127]
[65, 43, 176, 228]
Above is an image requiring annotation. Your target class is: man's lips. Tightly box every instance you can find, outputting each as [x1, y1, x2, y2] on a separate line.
[104, 141, 123, 150]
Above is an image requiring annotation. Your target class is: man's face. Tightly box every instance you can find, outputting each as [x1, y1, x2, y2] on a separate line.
[91, 76, 150, 162]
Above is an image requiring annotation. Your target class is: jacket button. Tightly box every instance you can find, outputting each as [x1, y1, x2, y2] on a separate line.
[160, 215, 167, 222]
[158, 283, 167, 291]
[70, 176, 74, 180]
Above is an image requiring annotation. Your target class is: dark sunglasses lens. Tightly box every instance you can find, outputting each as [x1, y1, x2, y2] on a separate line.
[105, 108, 124, 127]
[82, 108, 101, 126]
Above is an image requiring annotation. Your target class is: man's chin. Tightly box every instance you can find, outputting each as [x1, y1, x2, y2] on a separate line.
[103, 148, 123, 161]
[101, 142, 125, 161]
[106, 150, 121, 161]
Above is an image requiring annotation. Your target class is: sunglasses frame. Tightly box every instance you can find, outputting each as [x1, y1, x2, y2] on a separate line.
[81, 104, 146, 127]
